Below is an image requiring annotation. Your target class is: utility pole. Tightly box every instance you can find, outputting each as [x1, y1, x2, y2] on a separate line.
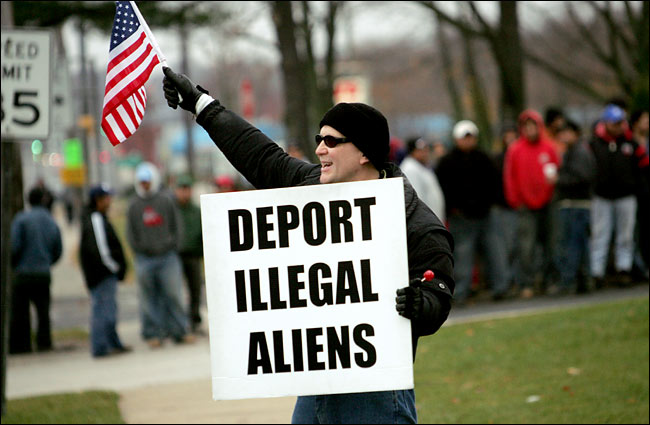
[1, 2, 24, 417]
[180, 24, 195, 180]
[78, 18, 92, 192]
[89, 60, 103, 183]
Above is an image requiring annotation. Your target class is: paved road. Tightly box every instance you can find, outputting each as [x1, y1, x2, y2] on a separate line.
[6, 207, 649, 423]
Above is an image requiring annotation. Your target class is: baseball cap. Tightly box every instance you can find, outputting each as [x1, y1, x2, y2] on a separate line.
[406, 137, 428, 154]
[89, 184, 112, 201]
[136, 166, 153, 182]
[176, 174, 193, 187]
[601, 104, 625, 123]
[452, 120, 479, 139]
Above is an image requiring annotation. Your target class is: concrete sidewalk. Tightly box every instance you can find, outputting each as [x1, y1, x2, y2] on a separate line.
[6, 319, 297, 423]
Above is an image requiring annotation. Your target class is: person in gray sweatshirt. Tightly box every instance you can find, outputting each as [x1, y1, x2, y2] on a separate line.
[126, 161, 194, 348]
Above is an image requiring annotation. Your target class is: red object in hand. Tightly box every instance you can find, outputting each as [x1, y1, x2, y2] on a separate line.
[422, 270, 435, 282]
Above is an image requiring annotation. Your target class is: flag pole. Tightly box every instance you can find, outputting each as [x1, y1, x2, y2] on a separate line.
[130, 1, 167, 68]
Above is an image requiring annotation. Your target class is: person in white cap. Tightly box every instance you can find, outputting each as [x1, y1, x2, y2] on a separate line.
[436, 120, 509, 305]
[126, 162, 195, 348]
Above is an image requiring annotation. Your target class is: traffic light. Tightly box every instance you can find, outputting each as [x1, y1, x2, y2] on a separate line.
[99, 150, 111, 164]
[31, 139, 43, 155]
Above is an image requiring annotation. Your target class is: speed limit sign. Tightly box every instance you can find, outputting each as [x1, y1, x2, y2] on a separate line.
[1, 28, 52, 140]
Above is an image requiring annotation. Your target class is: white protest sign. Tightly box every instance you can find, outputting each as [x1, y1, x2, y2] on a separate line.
[201, 178, 413, 400]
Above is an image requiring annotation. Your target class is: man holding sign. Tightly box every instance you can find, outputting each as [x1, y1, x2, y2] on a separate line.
[162, 68, 454, 424]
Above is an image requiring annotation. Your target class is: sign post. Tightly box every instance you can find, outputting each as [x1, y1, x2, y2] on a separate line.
[1, 28, 52, 140]
[201, 178, 413, 400]
[1, 23, 51, 416]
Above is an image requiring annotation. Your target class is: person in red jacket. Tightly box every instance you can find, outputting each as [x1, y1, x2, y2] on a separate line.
[504, 109, 560, 298]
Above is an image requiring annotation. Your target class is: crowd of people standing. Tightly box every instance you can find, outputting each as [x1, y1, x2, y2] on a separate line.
[397, 101, 649, 306]
[8, 163, 226, 357]
[9, 99, 648, 356]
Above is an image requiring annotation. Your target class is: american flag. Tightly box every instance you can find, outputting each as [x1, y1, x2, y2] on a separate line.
[101, 1, 164, 146]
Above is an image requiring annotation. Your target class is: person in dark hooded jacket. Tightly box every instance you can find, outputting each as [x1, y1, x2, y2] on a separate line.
[589, 104, 649, 286]
[162, 67, 454, 424]
[79, 184, 131, 358]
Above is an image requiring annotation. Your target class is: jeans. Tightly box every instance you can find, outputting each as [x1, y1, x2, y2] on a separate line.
[449, 211, 509, 302]
[292, 390, 417, 424]
[180, 254, 204, 329]
[9, 273, 52, 353]
[135, 251, 189, 341]
[555, 207, 590, 289]
[89, 275, 125, 356]
[491, 206, 519, 287]
[590, 195, 637, 277]
[515, 206, 556, 289]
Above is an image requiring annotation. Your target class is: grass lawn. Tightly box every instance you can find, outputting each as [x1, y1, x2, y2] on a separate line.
[2, 297, 647, 424]
[2, 391, 124, 424]
[414, 296, 649, 424]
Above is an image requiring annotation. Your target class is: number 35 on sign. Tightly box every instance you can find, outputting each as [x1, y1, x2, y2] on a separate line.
[1, 28, 52, 140]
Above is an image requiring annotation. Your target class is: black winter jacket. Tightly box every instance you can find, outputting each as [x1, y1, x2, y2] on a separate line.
[556, 141, 596, 201]
[590, 123, 649, 200]
[436, 147, 500, 219]
[79, 207, 127, 289]
[196, 100, 455, 357]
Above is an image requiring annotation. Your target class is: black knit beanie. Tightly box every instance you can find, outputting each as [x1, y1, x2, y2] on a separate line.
[319, 102, 390, 171]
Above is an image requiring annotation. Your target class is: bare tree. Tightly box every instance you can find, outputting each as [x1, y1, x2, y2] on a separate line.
[419, 1, 525, 123]
[461, 29, 492, 150]
[525, 1, 649, 111]
[435, 17, 465, 123]
[271, 1, 312, 158]
[270, 1, 342, 162]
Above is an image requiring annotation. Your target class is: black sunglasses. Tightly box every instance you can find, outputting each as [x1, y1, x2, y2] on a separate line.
[315, 134, 350, 148]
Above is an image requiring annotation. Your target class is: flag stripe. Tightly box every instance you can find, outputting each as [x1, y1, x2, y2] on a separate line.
[101, 120, 117, 146]
[105, 39, 153, 94]
[112, 110, 133, 140]
[103, 49, 159, 110]
[103, 114, 126, 146]
[125, 95, 142, 124]
[105, 36, 151, 88]
[127, 95, 142, 121]
[133, 88, 145, 116]
[106, 29, 146, 74]
[117, 104, 137, 135]
[102, 55, 159, 119]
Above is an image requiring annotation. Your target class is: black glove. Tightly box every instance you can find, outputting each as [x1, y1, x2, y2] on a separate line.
[395, 278, 424, 320]
[162, 66, 209, 114]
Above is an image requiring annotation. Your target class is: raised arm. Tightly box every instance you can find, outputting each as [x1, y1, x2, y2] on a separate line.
[162, 67, 318, 189]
